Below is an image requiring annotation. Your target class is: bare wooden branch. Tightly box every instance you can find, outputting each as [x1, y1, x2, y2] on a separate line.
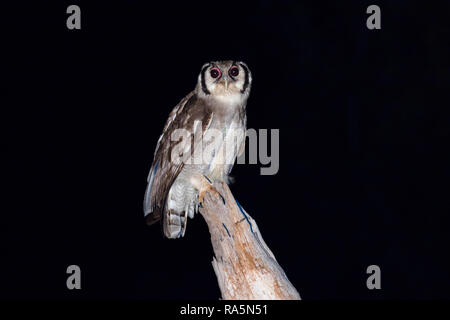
[199, 182, 301, 300]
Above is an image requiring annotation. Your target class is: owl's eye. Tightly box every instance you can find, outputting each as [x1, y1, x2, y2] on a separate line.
[229, 66, 239, 77]
[210, 67, 221, 79]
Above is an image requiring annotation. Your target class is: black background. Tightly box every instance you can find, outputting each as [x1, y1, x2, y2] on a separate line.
[2, 0, 450, 300]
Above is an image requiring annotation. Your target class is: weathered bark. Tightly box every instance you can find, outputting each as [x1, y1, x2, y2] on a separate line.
[199, 182, 301, 300]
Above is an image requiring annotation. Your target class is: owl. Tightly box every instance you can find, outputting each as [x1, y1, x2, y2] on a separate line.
[144, 60, 252, 238]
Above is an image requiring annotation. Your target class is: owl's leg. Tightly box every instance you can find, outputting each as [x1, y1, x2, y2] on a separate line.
[190, 174, 226, 205]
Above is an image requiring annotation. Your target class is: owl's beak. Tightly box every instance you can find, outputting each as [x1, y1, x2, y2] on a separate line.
[223, 76, 229, 90]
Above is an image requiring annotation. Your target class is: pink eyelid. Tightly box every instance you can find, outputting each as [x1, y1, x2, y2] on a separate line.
[211, 67, 221, 77]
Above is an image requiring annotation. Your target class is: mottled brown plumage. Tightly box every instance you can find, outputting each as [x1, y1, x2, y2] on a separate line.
[144, 61, 252, 238]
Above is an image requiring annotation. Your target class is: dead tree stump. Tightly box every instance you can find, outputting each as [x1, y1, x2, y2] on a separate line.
[199, 182, 301, 300]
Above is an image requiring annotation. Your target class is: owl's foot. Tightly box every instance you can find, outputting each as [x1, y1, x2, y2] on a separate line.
[198, 175, 226, 205]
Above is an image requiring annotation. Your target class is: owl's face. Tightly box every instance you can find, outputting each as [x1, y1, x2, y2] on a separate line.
[197, 60, 252, 98]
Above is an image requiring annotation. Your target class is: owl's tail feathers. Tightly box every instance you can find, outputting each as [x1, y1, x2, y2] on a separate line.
[163, 209, 188, 239]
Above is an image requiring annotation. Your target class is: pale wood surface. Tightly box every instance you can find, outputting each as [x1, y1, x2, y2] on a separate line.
[199, 182, 301, 300]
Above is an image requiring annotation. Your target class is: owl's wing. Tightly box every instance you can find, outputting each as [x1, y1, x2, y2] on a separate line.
[237, 114, 247, 159]
[224, 112, 247, 179]
[144, 92, 213, 225]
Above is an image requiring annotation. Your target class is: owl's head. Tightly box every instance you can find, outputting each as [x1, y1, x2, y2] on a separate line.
[196, 60, 252, 100]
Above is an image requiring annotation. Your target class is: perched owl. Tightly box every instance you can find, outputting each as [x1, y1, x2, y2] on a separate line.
[144, 60, 252, 238]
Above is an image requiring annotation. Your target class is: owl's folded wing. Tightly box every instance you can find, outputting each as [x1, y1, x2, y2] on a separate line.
[143, 92, 213, 225]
